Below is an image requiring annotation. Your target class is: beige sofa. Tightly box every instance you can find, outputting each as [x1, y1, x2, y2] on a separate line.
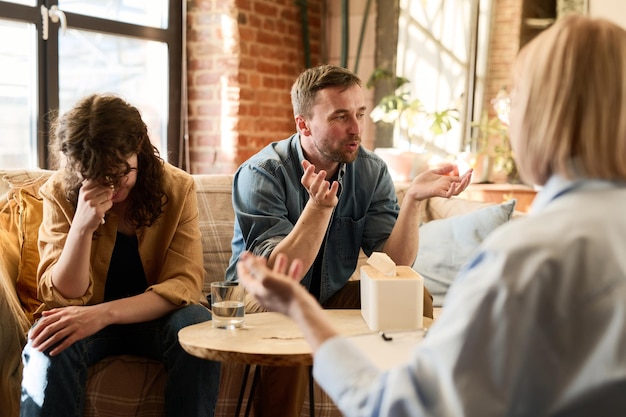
[0, 168, 513, 417]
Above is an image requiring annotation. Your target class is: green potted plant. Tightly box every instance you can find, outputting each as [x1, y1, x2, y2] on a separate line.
[470, 110, 519, 183]
[367, 68, 459, 153]
[366, 68, 459, 181]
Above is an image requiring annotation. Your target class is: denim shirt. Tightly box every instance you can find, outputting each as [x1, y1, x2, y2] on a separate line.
[225, 133, 399, 303]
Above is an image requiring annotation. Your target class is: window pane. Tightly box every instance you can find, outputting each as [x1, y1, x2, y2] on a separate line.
[0, 19, 38, 169]
[397, 0, 473, 155]
[59, 0, 170, 29]
[58, 29, 169, 157]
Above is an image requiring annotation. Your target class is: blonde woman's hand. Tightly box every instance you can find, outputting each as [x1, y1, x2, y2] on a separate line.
[237, 251, 304, 315]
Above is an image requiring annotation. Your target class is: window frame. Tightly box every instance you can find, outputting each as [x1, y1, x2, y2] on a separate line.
[0, 0, 183, 169]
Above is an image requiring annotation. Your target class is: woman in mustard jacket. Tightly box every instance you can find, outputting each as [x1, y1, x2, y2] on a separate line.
[20, 94, 219, 417]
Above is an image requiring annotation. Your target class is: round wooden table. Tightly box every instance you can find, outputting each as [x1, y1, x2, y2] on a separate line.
[178, 309, 432, 417]
[178, 309, 392, 366]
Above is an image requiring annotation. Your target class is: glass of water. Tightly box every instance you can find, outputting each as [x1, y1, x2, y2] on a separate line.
[210, 281, 245, 329]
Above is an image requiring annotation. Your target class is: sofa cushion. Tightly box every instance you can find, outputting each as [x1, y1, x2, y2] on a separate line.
[0, 170, 52, 323]
[423, 196, 501, 222]
[413, 199, 517, 307]
[194, 175, 235, 295]
[85, 355, 166, 416]
[15, 188, 45, 322]
[0, 194, 20, 285]
[0, 221, 33, 417]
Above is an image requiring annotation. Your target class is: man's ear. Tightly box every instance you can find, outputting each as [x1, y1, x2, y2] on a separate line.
[295, 115, 310, 136]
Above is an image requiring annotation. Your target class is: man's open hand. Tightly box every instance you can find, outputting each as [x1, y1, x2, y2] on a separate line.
[407, 164, 473, 201]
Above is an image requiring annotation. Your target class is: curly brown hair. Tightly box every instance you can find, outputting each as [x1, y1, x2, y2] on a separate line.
[51, 93, 167, 227]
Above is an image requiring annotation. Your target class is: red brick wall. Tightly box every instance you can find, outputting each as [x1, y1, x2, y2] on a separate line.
[186, 0, 323, 174]
[186, 0, 521, 174]
[484, 0, 522, 116]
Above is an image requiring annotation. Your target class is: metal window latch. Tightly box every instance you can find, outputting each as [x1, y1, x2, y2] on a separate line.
[41, 5, 67, 41]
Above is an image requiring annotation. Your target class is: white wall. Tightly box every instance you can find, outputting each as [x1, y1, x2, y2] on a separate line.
[589, 0, 626, 28]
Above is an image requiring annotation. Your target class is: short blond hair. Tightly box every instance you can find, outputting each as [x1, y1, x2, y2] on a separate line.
[290, 64, 361, 118]
[511, 14, 626, 185]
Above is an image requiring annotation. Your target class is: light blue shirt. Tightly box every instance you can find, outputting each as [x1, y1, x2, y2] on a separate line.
[225, 134, 399, 303]
[314, 175, 626, 416]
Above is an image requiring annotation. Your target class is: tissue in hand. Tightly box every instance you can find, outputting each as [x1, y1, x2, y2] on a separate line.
[360, 252, 424, 331]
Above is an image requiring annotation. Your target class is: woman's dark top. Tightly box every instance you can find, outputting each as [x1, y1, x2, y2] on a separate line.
[104, 232, 148, 301]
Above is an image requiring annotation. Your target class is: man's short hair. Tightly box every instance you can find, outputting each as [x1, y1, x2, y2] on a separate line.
[290, 64, 361, 118]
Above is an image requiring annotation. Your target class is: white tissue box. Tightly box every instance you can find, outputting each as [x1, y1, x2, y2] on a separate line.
[360, 265, 424, 331]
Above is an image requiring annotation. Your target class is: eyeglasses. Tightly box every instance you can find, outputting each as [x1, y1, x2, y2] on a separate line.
[102, 167, 137, 187]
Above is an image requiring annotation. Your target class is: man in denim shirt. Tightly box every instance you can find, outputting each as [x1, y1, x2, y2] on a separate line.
[225, 64, 471, 417]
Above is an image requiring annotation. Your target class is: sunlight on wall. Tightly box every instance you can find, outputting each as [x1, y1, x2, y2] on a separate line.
[219, 12, 239, 162]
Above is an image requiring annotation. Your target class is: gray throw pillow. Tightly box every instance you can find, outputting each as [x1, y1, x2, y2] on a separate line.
[413, 199, 516, 307]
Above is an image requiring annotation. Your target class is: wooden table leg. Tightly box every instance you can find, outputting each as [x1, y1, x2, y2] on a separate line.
[235, 364, 251, 417]
[309, 366, 315, 417]
[236, 365, 314, 417]
[235, 364, 261, 417]
[243, 365, 261, 417]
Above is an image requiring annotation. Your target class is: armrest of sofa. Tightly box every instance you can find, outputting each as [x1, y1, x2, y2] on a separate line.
[0, 226, 31, 417]
[0, 228, 30, 333]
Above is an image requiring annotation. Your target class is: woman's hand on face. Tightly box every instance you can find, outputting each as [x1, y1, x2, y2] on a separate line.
[28, 305, 108, 356]
[237, 252, 304, 316]
[407, 164, 473, 201]
[75, 179, 114, 232]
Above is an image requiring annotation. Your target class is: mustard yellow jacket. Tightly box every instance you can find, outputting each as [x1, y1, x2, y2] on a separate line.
[36, 163, 205, 311]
